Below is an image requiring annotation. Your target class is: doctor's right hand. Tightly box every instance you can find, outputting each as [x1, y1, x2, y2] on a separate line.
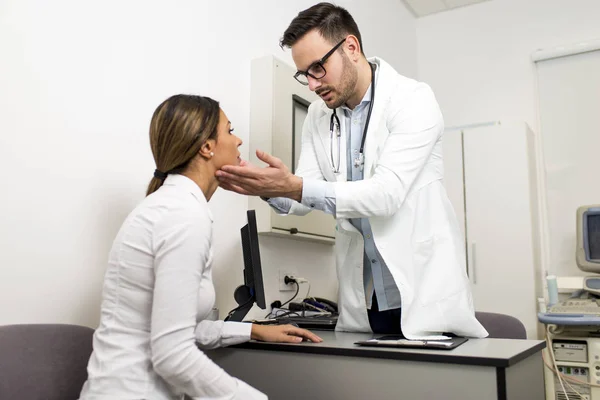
[216, 150, 303, 202]
[251, 324, 323, 343]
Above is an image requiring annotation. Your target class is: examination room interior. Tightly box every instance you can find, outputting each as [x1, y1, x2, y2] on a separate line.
[2, 0, 600, 399]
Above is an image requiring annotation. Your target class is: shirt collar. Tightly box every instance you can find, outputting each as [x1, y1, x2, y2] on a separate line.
[341, 83, 372, 114]
[162, 174, 213, 221]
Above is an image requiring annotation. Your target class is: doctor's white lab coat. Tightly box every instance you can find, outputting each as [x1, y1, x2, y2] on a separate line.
[284, 57, 488, 340]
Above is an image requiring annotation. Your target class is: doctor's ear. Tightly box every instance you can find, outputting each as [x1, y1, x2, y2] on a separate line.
[344, 35, 362, 61]
[199, 140, 216, 160]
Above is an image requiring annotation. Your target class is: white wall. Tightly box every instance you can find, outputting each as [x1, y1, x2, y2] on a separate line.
[416, 0, 600, 130]
[0, 0, 416, 327]
[416, 0, 600, 288]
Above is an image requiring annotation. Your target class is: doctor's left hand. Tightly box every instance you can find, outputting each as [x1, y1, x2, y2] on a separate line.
[216, 150, 303, 202]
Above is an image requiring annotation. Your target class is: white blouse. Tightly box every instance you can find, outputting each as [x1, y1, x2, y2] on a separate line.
[79, 174, 266, 400]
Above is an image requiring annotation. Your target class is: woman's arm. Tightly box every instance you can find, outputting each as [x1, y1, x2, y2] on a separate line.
[194, 320, 251, 350]
[195, 319, 323, 350]
[150, 208, 265, 399]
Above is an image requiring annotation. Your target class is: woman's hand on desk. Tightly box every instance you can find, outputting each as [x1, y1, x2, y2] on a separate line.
[251, 324, 323, 343]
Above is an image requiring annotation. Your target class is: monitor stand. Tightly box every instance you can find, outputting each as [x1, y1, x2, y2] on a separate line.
[224, 285, 255, 322]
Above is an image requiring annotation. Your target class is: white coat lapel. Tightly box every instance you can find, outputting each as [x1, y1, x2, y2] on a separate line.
[315, 110, 335, 182]
[316, 109, 330, 160]
[363, 57, 393, 178]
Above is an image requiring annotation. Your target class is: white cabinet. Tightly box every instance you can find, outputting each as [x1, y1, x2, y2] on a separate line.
[443, 122, 543, 338]
[248, 55, 336, 244]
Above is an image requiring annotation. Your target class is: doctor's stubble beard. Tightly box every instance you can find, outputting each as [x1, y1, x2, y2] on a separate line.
[317, 53, 358, 110]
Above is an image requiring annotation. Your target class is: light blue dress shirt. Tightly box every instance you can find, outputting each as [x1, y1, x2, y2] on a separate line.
[268, 72, 401, 311]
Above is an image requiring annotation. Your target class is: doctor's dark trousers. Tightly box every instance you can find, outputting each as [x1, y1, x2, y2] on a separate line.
[367, 293, 403, 334]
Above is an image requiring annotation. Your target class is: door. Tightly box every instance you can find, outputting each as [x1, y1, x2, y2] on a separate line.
[442, 129, 467, 272]
[462, 123, 538, 337]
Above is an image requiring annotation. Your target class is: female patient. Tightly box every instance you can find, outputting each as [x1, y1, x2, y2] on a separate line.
[79, 94, 321, 400]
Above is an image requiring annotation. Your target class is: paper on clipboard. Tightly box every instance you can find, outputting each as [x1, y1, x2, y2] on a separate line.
[355, 335, 468, 350]
[365, 338, 453, 347]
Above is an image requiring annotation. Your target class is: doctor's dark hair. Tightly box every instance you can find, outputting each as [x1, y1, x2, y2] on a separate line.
[146, 94, 220, 196]
[280, 2, 364, 54]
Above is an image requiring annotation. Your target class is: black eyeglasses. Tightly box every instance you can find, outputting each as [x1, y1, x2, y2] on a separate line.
[293, 38, 347, 85]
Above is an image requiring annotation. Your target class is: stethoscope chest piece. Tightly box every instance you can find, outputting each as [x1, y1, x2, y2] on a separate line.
[353, 153, 365, 171]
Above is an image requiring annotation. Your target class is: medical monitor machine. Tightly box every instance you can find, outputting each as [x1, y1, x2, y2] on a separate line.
[577, 204, 600, 295]
[542, 205, 600, 318]
[224, 210, 266, 322]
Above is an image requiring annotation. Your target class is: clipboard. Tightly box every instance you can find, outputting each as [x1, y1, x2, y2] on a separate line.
[354, 335, 469, 350]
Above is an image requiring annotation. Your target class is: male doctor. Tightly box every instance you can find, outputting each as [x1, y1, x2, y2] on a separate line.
[217, 2, 488, 340]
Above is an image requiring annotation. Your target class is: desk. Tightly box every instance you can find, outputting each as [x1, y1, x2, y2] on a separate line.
[206, 331, 545, 400]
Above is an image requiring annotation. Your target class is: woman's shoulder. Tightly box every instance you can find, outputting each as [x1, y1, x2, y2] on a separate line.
[130, 188, 212, 232]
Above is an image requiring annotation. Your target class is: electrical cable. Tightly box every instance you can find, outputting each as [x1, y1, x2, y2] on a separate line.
[263, 277, 331, 321]
[542, 351, 585, 397]
[271, 310, 301, 318]
[546, 326, 570, 400]
[541, 325, 600, 399]
[280, 280, 300, 309]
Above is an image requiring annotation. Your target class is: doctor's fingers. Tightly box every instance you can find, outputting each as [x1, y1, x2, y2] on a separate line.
[218, 181, 253, 196]
[216, 171, 261, 188]
[217, 177, 265, 197]
[256, 150, 284, 169]
[220, 164, 264, 178]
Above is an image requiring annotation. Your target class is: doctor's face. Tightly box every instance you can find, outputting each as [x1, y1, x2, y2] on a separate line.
[291, 30, 358, 109]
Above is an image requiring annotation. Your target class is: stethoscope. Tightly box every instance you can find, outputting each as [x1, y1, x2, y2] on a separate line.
[330, 62, 376, 174]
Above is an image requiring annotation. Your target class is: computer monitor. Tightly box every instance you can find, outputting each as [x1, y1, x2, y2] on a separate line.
[224, 210, 266, 322]
[576, 204, 600, 273]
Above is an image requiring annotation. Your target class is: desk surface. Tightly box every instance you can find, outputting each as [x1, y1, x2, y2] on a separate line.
[233, 331, 545, 368]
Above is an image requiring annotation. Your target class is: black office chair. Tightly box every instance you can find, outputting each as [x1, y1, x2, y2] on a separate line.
[0, 323, 94, 400]
[475, 312, 527, 339]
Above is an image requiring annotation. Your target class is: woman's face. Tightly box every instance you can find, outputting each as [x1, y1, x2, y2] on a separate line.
[211, 109, 242, 168]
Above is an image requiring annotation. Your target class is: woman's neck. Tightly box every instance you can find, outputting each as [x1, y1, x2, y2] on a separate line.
[182, 163, 218, 201]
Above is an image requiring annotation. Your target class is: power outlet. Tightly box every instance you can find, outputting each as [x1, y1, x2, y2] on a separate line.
[279, 270, 296, 291]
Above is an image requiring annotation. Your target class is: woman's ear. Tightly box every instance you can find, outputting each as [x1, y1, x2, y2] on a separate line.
[199, 139, 215, 160]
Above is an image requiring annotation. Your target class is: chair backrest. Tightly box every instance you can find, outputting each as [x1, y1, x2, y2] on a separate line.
[0, 323, 94, 400]
[475, 312, 527, 339]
